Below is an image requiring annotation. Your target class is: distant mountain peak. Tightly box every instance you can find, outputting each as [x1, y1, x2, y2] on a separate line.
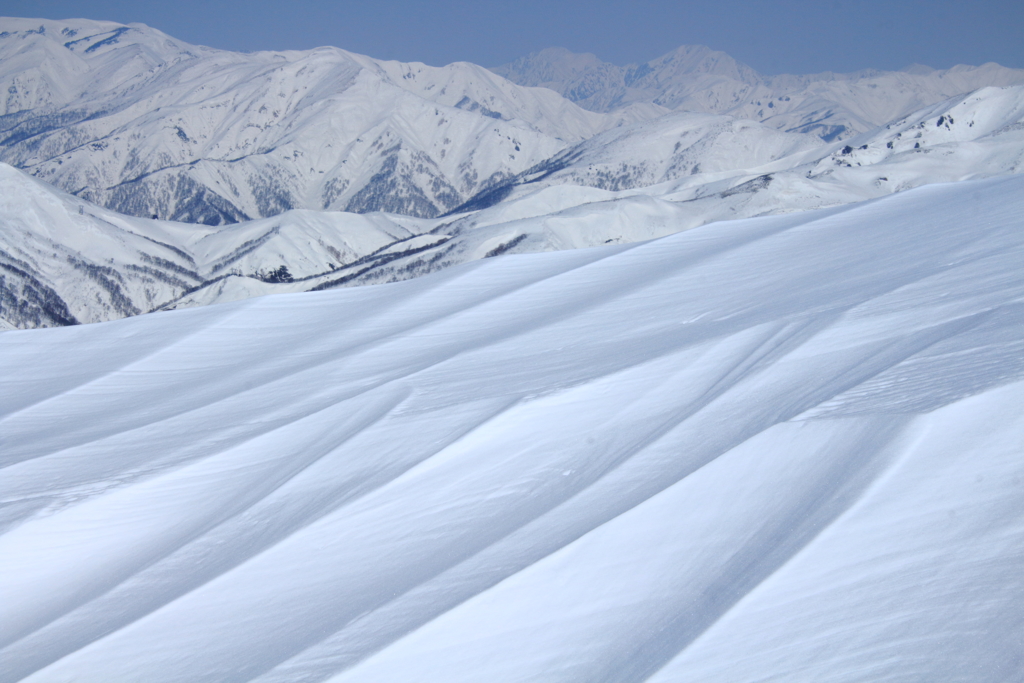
[490, 47, 617, 88]
[900, 63, 936, 75]
[492, 46, 1024, 142]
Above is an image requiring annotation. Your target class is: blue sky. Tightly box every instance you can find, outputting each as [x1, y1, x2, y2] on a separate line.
[4, 0, 1022, 73]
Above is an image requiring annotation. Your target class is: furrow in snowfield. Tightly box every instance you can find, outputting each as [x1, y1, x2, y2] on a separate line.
[0, 244, 621, 466]
[243, 319, 874, 682]
[643, 385, 1024, 683]
[0, 302, 236, 421]
[1, 176, 1023, 682]
[0, 385, 407, 647]
[0, 392, 529, 680]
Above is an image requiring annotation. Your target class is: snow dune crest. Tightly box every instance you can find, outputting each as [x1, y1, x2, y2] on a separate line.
[1, 176, 1023, 681]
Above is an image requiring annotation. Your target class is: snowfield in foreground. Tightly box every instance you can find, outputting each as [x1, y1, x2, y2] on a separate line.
[1, 176, 1023, 682]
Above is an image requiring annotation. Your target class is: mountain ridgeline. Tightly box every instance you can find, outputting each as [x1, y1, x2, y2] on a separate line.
[491, 46, 1024, 141]
[2, 17, 1023, 227]
[0, 18, 643, 225]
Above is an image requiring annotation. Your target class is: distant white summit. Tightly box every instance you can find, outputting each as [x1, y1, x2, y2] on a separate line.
[492, 45, 1024, 141]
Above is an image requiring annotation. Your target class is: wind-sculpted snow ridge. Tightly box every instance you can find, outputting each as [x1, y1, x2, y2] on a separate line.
[1, 176, 1023, 682]
[493, 46, 1024, 141]
[0, 18, 646, 223]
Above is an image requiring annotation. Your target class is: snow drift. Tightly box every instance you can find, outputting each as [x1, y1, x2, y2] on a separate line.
[1, 175, 1023, 682]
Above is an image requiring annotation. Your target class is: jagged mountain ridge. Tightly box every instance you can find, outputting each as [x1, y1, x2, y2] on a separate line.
[492, 45, 1024, 141]
[0, 18, 654, 224]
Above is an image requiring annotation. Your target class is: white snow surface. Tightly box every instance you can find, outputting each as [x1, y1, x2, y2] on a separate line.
[2, 175, 1023, 682]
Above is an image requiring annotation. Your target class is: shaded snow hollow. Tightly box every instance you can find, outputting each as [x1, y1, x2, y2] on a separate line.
[1, 176, 1023, 682]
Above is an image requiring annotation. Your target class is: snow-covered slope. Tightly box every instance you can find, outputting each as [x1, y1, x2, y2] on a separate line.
[651, 85, 1024, 217]
[453, 110, 824, 208]
[458, 111, 823, 204]
[0, 18, 638, 223]
[461, 85, 1024, 214]
[2, 175, 1023, 682]
[493, 45, 1024, 140]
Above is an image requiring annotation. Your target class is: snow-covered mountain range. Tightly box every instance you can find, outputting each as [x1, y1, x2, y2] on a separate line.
[3, 17, 1023, 232]
[1, 16, 1023, 331]
[2, 174, 1023, 682]
[492, 45, 1024, 141]
[462, 84, 1024, 208]
[5, 81, 1021, 330]
[0, 18, 659, 224]
[0, 161, 439, 328]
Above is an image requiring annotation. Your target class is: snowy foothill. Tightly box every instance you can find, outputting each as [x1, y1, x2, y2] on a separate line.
[2, 175, 1023, 681]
